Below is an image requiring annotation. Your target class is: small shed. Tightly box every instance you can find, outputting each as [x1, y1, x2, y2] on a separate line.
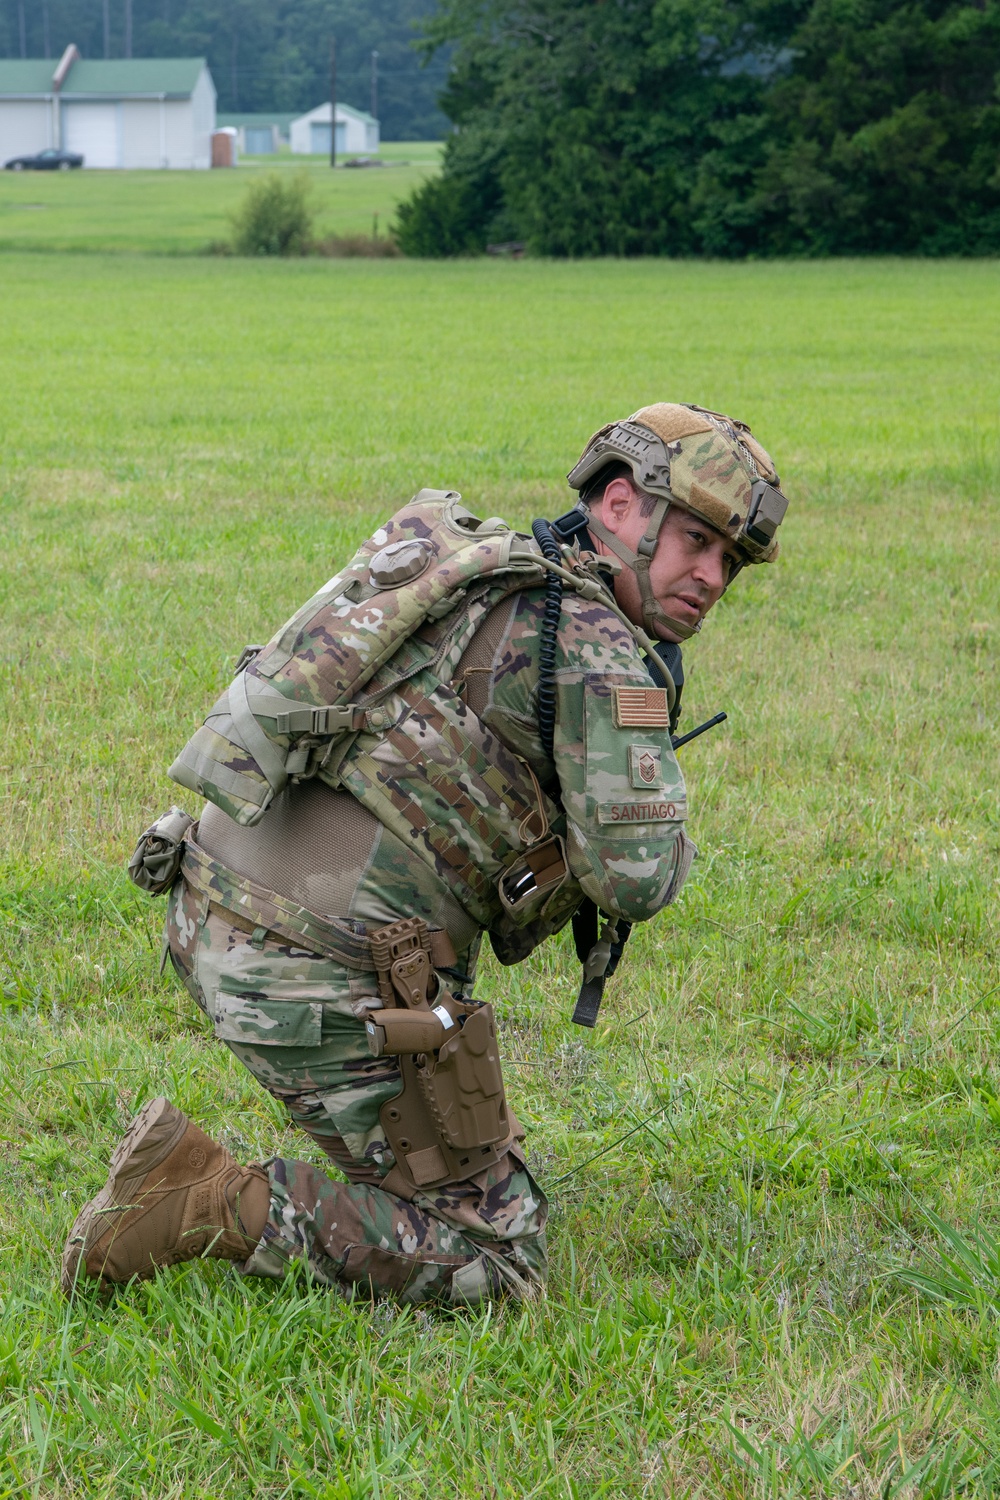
[289, 102, 379, 158]
[216, 112, 296, 155]
[0, 46, 216, 169]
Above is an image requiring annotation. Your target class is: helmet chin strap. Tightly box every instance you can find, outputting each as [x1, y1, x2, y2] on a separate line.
[581, 499, 702, 643]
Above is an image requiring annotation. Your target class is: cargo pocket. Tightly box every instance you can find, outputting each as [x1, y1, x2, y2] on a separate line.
[318, 1070, 402, 1168]
[340, 1243, 428, 1299]
[213, 976, 324, 1047]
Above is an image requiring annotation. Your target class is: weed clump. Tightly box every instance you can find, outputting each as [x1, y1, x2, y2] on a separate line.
[313, 233, 400, 258]
[230, 172, 313, 256]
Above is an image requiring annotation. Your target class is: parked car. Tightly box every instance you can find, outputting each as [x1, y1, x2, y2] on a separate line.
[4, 148, 84, 171]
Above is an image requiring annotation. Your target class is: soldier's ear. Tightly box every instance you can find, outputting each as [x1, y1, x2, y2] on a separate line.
[597, 477, 637, 534]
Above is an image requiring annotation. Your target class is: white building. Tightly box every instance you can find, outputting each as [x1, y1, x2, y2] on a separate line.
[216, 113, 296, 156]
[0, 46, 215, 169]
[289, 102, 379, 158]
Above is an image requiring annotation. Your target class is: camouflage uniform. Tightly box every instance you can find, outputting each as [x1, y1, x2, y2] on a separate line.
[163, 581, 691, 1306]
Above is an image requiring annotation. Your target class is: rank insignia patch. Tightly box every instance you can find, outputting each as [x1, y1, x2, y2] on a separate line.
[628, 744, 663, 789]
[613, 686, 670, 729]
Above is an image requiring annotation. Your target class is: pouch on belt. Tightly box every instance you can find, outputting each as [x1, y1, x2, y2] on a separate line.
[127, 806, 195, 895]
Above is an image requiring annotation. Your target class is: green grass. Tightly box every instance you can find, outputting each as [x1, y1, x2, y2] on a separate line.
[0, 148, 440, 254]
[376, 142, 445, 164]
[1, 254, 999, 1496]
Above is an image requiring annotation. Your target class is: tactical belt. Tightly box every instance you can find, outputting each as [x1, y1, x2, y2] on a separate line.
[180, 834, 458, 971]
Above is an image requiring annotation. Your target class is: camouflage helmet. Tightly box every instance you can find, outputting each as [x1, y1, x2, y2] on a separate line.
[567, 402, 789, 641]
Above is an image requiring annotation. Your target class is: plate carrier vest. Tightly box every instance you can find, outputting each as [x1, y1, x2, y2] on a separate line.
[168, 489, 656, 934]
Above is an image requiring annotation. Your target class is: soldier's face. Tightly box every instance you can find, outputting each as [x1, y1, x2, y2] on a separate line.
[595, 479, 738, 641]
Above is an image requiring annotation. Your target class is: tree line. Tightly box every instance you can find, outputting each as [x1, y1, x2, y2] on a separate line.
[0, 0, 448, 139]
[394, 0, 1000, 255]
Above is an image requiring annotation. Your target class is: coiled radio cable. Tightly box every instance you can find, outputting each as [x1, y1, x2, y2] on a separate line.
[530, 518, 565, 760]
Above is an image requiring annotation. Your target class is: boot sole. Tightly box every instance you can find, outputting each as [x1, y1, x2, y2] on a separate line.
[62, 1096, 189, 1295]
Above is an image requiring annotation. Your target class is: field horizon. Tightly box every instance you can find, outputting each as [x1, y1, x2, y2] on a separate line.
[0, 149, 442, 255]
[1, 252, 998, 1497]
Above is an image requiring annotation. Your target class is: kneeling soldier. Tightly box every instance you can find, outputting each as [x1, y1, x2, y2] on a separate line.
[63, 403, 788, 1305]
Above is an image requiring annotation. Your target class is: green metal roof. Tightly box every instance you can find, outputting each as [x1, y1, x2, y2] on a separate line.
[64, 58, 208, 97]
[0, 59, 60, 94]
[0, 55, 209, 98]
[337, 103, 377, 125]
[297, 102, 378, 125]
[217, 112, 296, 130]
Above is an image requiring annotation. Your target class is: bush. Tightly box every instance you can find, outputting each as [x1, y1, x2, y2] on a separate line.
[394, 172, 491, 256]
[393, 125, 516, 257]
[230, 172, 313, 256]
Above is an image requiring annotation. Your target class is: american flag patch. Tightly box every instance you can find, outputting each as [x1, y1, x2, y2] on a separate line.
[613, 686, 670, 729]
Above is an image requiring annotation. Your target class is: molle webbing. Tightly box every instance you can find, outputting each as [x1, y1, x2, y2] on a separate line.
[168, 492, 548, 828]
[335, 673, 560, 929]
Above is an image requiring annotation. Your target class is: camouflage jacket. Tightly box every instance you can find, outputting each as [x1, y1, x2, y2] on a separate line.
[195, 500, 693, 971]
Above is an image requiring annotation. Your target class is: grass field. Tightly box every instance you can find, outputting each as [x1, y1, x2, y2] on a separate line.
[0, 148, 441, 254]
[1, 251, 999, 1497]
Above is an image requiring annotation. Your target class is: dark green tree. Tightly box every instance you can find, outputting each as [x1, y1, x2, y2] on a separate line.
[745, 0, 1000, 253]
[394, 0, 1000, 254]
[399, 0, 783, 254]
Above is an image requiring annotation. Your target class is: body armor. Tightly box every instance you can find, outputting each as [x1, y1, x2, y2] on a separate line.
[169, 489, 673, 936]
[140, 491, 691, 1194]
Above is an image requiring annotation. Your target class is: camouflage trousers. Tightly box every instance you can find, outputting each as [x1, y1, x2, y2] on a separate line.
[164, 877, 547, 1306]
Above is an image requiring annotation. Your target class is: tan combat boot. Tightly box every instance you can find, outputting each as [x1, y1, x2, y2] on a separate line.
[61, 1096, 271, 1295]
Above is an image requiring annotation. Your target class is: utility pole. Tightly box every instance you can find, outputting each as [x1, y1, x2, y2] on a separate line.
[17, 0, 26, 58]
[329, 37, 336, 167]
[124, 0, 133, 59]
[371, 50, 378, 122]
[42, 0, 50, 57]
[103, 0, 110, 58]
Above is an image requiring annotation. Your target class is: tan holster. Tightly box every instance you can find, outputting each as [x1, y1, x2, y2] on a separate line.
[370, 918, 516, 1193]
